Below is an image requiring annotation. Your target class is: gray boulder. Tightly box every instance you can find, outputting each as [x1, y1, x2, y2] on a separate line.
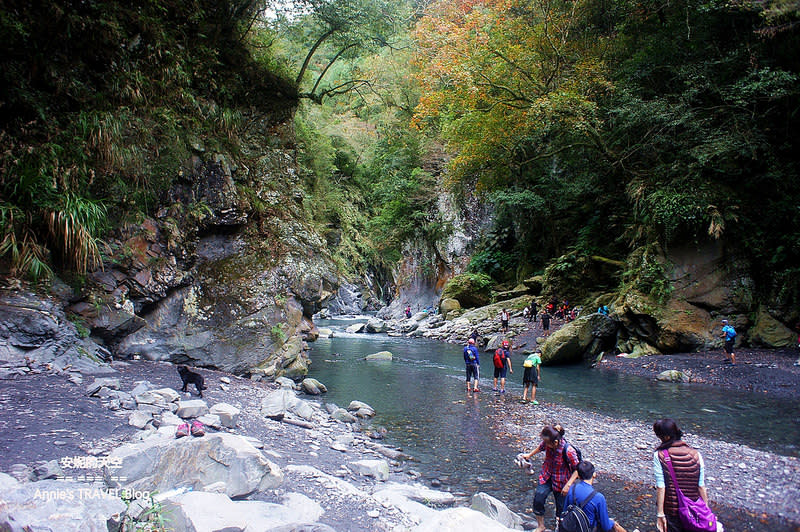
[161, 490, 321, 532]
[365, 351, 392, 361]
[331, 408, 358, 423]
[301, 377, 328, 395]
[541, 314, 618, 364]
[0, 479, 127, 532]
[276, 376, 296, 389]
[108, 432, 283, 498]
[347, 401, 376, 417]
[413, 507, 516, 532]
[470, 492, 523, 529]
[657, 370, 688, 382]
[365, 318, 387, 333]
[209, 402, 240, 428]
[346, 323, 366, 334]
[86, 377, 121, 396]
[176, 399, 209, 419]
[260, 389, 315, 421]
[349, 459, 390, 481]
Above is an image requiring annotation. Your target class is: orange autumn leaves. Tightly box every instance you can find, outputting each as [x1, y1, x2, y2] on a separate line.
[412, 0, 614, 189]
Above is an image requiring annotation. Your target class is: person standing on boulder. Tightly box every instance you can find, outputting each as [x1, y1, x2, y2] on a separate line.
[720, 319, 737, 365]
[463, 338, 481, 393]
[522, 351, 541, 404]
[500, 308, 510, 333]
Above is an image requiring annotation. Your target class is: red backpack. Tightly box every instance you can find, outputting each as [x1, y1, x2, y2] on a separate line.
[493, 349, 505, 368]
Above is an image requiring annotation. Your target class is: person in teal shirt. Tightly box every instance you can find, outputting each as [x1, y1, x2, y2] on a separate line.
[721, 319, 737, 365]
[522, 351, 541, 404]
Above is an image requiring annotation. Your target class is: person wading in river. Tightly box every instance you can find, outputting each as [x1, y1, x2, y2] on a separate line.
[463, 338, 480, 393]
[521, 350, 541, 404]
[520, 424, 580, 532]
[492, 340, 512, 393]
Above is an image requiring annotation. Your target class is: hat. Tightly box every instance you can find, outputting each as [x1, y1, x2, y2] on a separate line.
[468, 338, 475, 344]
[721, 319, 728, 324]
[502, 340, 510, 347]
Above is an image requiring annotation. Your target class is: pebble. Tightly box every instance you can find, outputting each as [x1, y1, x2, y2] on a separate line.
[368, 510, 380, 518]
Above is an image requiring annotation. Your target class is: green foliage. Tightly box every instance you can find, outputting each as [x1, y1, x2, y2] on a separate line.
[271, 323, 288, 344]
[621, 246, 673, 304]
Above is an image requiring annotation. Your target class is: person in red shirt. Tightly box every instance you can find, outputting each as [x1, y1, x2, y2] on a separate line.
[520, 424, 581, 532]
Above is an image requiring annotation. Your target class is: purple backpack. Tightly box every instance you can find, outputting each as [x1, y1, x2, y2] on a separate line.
[661, 450, 718, 532]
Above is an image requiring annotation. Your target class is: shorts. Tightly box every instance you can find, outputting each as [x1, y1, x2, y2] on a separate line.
[493, 366, 507, 379]
[501, 319, 509, 329]
[466, 364, 478, 382]
[724, 339, 735, 354]
[542, 321, 550, 330]
[523, 367, 538, 385]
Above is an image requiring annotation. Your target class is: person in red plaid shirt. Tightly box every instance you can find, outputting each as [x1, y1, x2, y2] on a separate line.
[520, 424, 581, 532]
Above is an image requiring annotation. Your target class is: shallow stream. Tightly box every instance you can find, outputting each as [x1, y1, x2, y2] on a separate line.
[308, 318, 800, 529]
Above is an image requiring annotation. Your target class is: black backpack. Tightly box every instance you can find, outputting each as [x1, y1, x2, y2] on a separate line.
[562, 440, 582, 472]
[557, 488, 596, 532]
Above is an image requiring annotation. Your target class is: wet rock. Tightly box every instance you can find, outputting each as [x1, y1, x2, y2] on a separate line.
[109, 433, 283, 498]
[470, 491, 524, 529]
[540, 314, 618, 364]
[276, 376, 296, 389]
[366, 351, 393, 361]
[332, 408, 358, 423]
[347, 401, 376, 417]
[346, 323, 366, 334]
[366, 318, 387, 333]
[656, 369, 688, 382]
[301, 377, 328, 395]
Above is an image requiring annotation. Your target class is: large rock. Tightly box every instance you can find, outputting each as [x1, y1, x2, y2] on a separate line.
[365, 318, 387, 333]
[413, 507, 518, 532]
[470, 492, 523, 529]
[439, 298, 461, 319]
[374, 482, 457, 507]
[346, 323, 366, 334]
[365, 351, 393, 361]
[349, 459, 390, 481]
[749, 306, 795, 347]
[209, 402, 240, 428]
[301, 377, 328, 395]
[540, 314, 618, 365]
[440, 273, 493, 308]
[657, 370, 689, 382]
[109, 432, 283, 498]
[260, 388, 316, 421]
[176, 399, 209, 419]
[161, 490, 322, 532]
[0, 479, 127, 532]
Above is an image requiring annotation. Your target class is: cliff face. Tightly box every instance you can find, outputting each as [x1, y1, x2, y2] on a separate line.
[73, 120, 339, 377]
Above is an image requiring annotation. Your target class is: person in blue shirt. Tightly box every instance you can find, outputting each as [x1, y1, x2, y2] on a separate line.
[563, 461, 628, 532]
[463, 338, 481, 393]
[721, 319, 737, 365]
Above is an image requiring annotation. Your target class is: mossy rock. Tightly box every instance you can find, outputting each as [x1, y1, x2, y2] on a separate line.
[441, 274, 493, 308]
[439, 298, 462, 319]
[749, 306, 795, 347]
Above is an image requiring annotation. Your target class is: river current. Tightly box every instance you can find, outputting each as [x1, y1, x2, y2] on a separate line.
[307, 318, 800, 529]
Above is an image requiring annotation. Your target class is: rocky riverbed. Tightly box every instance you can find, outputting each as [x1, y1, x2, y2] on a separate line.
[0, 357, 528, 531]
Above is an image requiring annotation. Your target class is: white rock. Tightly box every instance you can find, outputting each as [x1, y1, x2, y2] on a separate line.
[210, 403, 240, 428]
[374, 482, 457, 507]
[220, 376, 231, 384]
[470, 492, 524, 529]
[197, 413, 222, 429]
[108, 433, 283, 498]
[282, 492, 325, 522]
[349, 459, 390, 481]
[301, 377, 328, 395]
[366, 351, 393, 361]
[176, 399, 209, 419]
[128, 410, 153, 429]
[275, 376, 296, 389]
[162, 490, 316, 532]
[413, 507, 517, 532]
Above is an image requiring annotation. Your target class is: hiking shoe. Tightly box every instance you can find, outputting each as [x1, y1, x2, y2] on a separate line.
[532, 400, 539, 405]
[492, 388, 498, 392]
[190, 420, 205, 437]
[500, 389, 506, 394]
[176, 423, 190, 438]
[473, 388, 480, 393]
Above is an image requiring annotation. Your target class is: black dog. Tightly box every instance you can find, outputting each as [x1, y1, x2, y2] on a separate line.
[177, 365, 208, 397]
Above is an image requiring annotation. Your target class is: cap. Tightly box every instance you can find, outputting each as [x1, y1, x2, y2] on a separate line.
[721, 319, 728, 324]
[502, 340, 510, 347]
[468, 338, 475, 344]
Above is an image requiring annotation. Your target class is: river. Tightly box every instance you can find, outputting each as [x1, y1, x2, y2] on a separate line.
[308, 318, 800, 530]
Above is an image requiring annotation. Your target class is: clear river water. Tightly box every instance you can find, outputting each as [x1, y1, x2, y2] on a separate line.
[308, 318, 800, 530]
